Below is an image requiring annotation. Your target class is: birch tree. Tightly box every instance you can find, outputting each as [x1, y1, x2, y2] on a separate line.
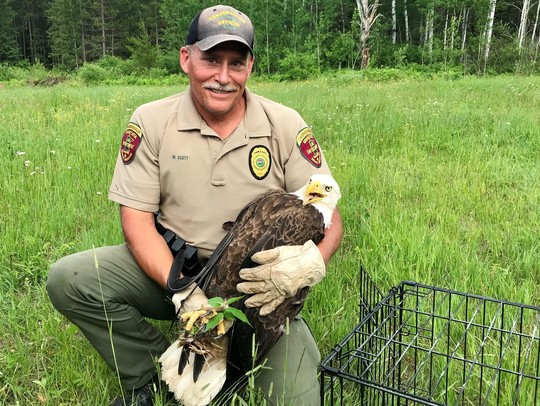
[532, 0, 540, 45]
[425, 4, 435, 60]
[442, 8, 459, 65]
[355, 0, 381, 69]
[99, 0, 106, 57]
[392, 0, 397, 44]
[483, 0, 497, 74]
[404, 0, 410, 42]
[460, 6, 469, 64]
[443, 9, 449, 50]
[518, 0, 531, 51]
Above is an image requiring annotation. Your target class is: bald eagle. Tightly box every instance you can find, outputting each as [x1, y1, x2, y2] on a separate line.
[160, 174, 341, 405]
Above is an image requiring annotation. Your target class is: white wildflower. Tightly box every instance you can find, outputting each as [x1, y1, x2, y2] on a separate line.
[16, 151, 26, 156]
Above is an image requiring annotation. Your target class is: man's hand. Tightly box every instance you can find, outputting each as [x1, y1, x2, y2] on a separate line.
[237, 240, 325, 316]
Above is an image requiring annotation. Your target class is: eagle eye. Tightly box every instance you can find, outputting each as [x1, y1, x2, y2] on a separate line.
[325, 186, 332, 192]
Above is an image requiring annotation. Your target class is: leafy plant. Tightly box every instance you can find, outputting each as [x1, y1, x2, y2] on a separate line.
[206, 296, 251, 330]
[179, 296, 250, 338]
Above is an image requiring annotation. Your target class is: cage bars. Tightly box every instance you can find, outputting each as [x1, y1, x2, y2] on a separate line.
[320, 269, 540, 405]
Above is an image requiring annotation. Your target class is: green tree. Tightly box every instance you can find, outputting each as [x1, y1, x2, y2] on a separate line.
[47, 0, 88, 68]
[160, 0, 207, 51]
[0, 0, 19, 62]
[13, 0, 49, 64]
[127, 24, 159, 71]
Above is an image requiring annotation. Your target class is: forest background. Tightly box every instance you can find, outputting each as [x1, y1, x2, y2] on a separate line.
[2, 0, 540, 83]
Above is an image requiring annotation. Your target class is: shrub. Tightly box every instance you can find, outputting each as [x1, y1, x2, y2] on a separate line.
[157, 50, 181, 75]
[0, 63, 21, 81]
[95, 56, 135, 76]
[77, 63, 108, 84]
[277, 51, 319, 81]
[325, 33, 357, 70]
[0, 62, 68, 86]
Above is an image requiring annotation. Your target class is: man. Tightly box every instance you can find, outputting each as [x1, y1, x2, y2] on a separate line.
[47, 5, 342, 406]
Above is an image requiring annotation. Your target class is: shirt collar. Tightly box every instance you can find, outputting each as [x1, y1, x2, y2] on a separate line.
[177, 87, 271, 138]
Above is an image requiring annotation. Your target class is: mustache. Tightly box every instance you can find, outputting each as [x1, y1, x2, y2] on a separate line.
[203, 83, 239, 92]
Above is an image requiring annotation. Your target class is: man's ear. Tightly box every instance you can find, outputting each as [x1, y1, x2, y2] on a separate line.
[180, 47, 190, 74]
[247, 56, 255, 75]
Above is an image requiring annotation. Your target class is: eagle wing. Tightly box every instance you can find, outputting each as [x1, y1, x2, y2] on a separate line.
[204, 190, 325, 378]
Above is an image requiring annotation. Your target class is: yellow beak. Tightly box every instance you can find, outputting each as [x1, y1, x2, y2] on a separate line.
[303, 181, 326, 205]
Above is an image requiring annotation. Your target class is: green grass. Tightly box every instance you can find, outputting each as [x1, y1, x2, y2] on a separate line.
[1, 74, 540, 405]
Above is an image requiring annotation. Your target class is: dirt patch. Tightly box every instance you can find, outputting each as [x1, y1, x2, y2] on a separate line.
[28, 76, 67, 87]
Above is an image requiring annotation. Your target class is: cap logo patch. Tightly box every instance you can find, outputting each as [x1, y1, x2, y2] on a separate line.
[121, 122, 143, 165]
[296, 127, 322, 168]
[208, 10, 248, 30]
[249, 146, 271, 180]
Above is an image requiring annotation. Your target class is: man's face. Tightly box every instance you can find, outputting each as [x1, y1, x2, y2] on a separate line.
[180, 42, 254, 120]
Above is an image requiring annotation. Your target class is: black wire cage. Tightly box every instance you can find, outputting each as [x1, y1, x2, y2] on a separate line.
[320, 268, 540, 405]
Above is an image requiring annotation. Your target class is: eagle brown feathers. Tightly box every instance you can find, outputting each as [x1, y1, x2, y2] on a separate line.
[203, 189, 326, 379]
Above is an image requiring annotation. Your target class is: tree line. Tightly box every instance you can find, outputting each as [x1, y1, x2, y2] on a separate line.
[1, 0, 539, 76]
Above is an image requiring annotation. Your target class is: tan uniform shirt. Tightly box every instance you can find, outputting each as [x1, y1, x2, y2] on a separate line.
[109, 88, 331, 258]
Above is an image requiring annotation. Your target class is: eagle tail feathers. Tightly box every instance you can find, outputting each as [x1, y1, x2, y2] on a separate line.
[193, 352, 205, 382]
[177, 344, 190, 375]
[159, 336, 229, 406]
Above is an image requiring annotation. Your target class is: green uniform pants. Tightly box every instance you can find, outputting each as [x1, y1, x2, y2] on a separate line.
[47, 245, 321, 405]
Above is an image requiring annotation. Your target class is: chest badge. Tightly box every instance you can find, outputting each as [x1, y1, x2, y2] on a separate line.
[296, 127, 322, 168]
[121, 122, 143, 165]
[249, 145, 271, 180]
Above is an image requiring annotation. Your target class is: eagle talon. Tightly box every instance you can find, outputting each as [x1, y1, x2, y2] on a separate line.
[182, 309, 208, 332]
[216, 320, 225, 336]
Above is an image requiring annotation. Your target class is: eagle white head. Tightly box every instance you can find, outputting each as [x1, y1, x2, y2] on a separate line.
[292, 174, 341, 228]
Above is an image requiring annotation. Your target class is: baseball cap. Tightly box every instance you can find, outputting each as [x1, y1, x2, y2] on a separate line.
[186, 5, 254, 56]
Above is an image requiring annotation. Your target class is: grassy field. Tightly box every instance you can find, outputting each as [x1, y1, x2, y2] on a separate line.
[2, 74, 540, 405]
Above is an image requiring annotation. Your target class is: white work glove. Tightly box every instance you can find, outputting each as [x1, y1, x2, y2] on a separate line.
[171, 285, 208, 315]
[237, 240, 325, 316]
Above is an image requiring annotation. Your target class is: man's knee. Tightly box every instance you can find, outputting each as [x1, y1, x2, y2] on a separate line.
[47, 256, 73, 311]
[46, 252, 94, 312]
[256, 318, 321, 405]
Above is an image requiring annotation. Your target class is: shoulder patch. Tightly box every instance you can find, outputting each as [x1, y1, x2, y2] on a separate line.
[121, 122, 143, 165]
[296, 127, 322, 168]
[249, 145, 272, 180]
